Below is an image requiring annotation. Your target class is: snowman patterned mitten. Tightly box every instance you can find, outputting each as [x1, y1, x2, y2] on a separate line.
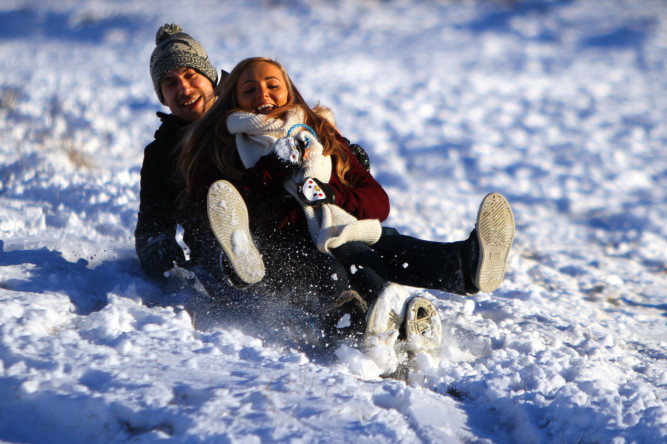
[299, 177, 336, 206]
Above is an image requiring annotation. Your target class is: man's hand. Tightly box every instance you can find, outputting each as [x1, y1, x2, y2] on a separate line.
[137, 233, 186, 279]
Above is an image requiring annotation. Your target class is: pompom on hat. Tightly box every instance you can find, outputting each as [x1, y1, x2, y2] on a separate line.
[149, 24, 218, 104]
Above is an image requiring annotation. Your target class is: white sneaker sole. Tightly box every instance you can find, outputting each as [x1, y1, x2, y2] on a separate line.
[475, 193, 515, 293]
[207, 180, 265, 286]
[404, 296, 442, 353]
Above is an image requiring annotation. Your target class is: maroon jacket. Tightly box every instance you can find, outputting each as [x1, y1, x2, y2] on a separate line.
[193, 138, 389, 242]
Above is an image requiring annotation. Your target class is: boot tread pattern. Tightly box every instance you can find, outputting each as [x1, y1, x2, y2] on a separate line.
[207, 180, 265, 285]
[475, 193, 515, 293]
[404, 296, 442, 352]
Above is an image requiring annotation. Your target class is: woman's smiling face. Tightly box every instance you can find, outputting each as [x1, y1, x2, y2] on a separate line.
[235, 61, 289, 114]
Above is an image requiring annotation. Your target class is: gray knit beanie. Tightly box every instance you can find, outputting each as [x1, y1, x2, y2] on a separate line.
[150, 24, 218, 104]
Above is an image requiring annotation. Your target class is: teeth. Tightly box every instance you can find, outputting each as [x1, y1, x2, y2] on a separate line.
[256, 104, 275, 112]
[184, 96, 199, 106]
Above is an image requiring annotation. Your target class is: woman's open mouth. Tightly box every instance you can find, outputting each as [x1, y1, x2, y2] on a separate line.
[255, 104, 275, 114]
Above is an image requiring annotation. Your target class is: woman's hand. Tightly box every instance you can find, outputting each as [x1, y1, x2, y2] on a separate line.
[298, 177, 335, 206]
[294, 133, 331, 184]
[272, 136, 304, 168]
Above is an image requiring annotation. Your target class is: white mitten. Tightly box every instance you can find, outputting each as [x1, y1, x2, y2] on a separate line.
[293, 131, 331, 183]
[272, 136, 304, 168]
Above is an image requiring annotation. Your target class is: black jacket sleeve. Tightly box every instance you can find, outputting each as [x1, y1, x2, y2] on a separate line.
[135, 114, 189, 279]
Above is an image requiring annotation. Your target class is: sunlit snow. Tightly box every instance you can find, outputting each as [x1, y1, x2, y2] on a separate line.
[1, 1, 665, 443]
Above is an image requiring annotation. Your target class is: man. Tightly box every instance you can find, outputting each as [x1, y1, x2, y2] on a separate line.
[135, 23, 224, 280]
[136, 25, 369, 343]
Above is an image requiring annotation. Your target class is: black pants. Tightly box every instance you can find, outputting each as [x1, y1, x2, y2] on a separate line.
[198, 219, 351, 314]
[331, 227, 475, 305]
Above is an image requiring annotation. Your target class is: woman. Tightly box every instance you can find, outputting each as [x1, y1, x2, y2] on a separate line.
[178, 57, 384, 343]
[179, 57, 515, 365]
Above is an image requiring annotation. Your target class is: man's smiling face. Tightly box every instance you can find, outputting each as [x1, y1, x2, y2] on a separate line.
[161, 67, 215, 122]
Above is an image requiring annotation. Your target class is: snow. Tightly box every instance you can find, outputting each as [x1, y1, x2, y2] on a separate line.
[1, 0, 666, 442]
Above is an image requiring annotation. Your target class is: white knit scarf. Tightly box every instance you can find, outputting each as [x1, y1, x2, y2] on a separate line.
[227, 109, 305, 169]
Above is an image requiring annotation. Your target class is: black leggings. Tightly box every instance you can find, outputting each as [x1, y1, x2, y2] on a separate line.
[331, 227, 474, 305]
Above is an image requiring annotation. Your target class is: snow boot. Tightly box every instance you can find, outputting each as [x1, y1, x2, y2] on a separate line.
[404, 296, 442, 354]
[362, 283, 409, 350]
[473, 193, 515, 293]
[207, 180, 265, 288]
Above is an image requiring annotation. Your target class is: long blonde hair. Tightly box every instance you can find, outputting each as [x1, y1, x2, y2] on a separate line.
[178, 57, 354, 205]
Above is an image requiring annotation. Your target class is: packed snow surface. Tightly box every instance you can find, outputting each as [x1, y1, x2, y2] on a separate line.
[1, 0, 666, 443]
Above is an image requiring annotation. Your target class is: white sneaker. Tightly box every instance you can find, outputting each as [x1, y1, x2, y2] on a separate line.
[404, 296, 442, 353]
[362, 283, 409, 350]
[207, 180, 265, 287]
[475, 193, 515, 293]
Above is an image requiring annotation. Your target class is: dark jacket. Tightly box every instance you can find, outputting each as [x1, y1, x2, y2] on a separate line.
[135, 112, 202, 279]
